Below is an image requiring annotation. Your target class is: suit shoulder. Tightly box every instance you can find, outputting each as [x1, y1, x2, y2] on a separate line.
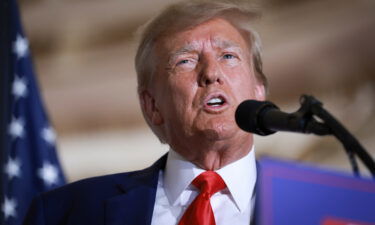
[56, 153, 167, 194]
[42, 170, 142, 199]
[25, 155, 167, 225]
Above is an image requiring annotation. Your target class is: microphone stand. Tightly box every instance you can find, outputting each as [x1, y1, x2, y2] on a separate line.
[296, 95, 375, 178]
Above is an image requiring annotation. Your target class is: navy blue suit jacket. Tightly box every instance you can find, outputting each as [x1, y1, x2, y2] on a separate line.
[24, 154, 257, 225]
[23, 154, 167, 225]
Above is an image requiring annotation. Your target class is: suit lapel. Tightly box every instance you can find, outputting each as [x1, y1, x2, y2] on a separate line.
[105, 154, 167, 225]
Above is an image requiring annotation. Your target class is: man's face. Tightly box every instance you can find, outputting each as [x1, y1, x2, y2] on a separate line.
[144, 18, 265, 150]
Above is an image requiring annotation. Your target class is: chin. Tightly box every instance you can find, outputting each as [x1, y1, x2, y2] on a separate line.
[199, 122, 239, 141]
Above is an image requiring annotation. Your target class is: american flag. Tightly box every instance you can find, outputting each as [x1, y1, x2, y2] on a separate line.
[0, 0, 66, 224]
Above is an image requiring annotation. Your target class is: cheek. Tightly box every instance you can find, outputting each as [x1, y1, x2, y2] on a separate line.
[167, 76, 197, 110]
[226, 68, 258, 99]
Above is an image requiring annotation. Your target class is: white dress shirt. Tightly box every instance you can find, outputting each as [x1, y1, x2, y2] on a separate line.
[151, 147, 257, 225]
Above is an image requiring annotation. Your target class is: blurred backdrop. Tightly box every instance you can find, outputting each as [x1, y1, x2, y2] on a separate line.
[18, 0, 375, 182]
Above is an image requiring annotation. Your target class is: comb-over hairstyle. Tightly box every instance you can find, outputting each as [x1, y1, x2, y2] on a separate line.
[135, 0, 267, 143]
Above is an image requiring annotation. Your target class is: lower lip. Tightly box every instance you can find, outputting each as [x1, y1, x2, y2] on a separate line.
[203, 102, 229, 113]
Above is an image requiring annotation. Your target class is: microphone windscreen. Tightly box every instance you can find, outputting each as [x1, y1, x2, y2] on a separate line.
[235, 100, 265, 133]
[235, 100, 278, 135]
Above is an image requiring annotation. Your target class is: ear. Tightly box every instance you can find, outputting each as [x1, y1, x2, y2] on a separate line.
[139, 90, 164, 125]
[254, 83, 266, 101]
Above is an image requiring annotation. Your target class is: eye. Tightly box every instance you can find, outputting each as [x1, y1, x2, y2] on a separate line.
[172, 57, 198, 72]
[176, 59, 190, 65]
[223, 54, 236, 59]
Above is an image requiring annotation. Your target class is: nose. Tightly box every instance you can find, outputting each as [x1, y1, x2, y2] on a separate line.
[198, 57, 224, 87]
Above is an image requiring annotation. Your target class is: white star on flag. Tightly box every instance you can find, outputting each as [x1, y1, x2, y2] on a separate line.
[41, 126, 56, 145]
[4, 158, 21, 179]
[38, 162, 59, 186]
[1, 197, 17, 219]
[13, 34, 28, 59]
[12, 76, 28, 99]
[8, 117, 25, 139]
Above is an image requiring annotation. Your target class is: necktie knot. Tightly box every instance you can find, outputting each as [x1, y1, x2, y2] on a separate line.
[178, 171, 226, 225]
[192, 171, 226, 198]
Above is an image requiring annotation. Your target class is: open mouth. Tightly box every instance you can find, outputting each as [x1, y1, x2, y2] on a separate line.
[203, 93, 229, 113]
[206, 96, 226, 107]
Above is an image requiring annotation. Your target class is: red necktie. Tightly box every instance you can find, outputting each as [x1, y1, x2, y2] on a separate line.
[178, 171, 226, 225]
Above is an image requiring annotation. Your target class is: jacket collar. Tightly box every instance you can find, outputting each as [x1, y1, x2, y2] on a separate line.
[104, 154, 167, 225]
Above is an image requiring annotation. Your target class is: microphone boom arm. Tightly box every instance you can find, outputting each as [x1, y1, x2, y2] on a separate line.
[299, 95, 375, 178]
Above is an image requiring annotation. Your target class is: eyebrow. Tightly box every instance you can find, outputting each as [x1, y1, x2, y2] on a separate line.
[169, 43, 199, 59]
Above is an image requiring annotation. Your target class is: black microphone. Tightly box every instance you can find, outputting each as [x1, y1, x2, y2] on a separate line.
[235, 99, 331, 136]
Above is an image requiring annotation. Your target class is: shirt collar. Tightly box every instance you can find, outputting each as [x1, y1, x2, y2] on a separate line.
[163, 147, 257, 212]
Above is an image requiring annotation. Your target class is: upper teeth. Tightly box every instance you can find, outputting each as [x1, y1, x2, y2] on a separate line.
[208, 98, 223, 104]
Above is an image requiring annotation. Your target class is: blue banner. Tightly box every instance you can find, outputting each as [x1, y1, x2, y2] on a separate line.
[258, 158, 375, 225]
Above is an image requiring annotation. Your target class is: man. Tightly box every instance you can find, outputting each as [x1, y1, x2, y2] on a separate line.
[24, 1, 267, 224]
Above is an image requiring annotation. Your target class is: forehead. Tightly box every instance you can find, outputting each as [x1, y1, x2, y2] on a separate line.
[155, 18, 250, 55]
